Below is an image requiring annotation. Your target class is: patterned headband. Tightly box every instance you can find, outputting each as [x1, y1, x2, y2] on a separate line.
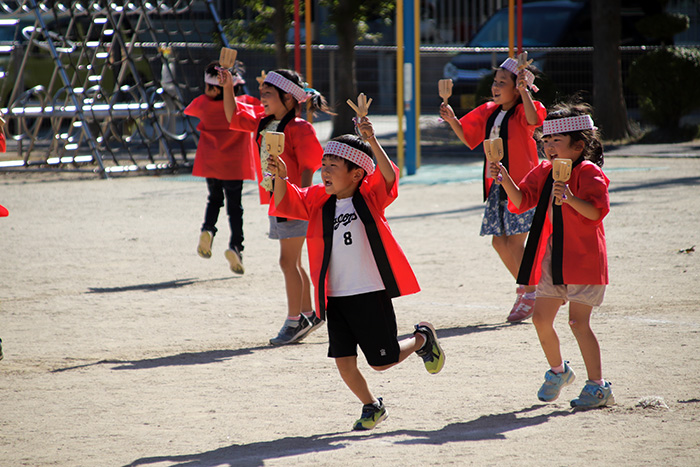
[500, 58, 539, 93]
[263, 71, 308, 102]
[324, 140, 375, 175]
[542, 115, 596, 135]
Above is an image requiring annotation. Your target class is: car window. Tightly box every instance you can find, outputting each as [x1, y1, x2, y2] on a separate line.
[469, 6, 580, 47]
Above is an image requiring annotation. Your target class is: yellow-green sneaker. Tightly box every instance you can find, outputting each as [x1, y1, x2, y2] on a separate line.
[414, 322, 445, 374]
[353, 398, 388, 431]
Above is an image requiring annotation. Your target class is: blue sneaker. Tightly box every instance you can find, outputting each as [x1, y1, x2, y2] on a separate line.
[353, 397, 388, 431]
[537, 362, 576, 402]
[570, 380, 615, 409]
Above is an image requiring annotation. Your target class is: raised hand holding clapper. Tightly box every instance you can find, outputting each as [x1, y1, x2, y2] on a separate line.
[261, 131, 285, 191]
[552, 158, 573, 205]
[347, 93, 373, 139]
[438, 79, 453, 105]
[484, 137, 504, 181]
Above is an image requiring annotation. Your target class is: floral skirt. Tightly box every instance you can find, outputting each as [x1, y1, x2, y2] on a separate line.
[480, 184, 535, 237]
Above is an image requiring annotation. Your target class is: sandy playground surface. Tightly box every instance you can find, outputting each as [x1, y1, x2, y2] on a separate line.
[0, 152, 699, 466]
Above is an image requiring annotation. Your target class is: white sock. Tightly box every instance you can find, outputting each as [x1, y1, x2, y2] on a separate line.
[523, 291, 536, 300]
[551, 363, 565, 374]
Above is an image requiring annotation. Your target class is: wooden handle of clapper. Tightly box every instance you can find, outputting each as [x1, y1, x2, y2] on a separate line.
[219, 47, 238, 69]
[347, 93, 373, 118]
[552, 158, 572, 205]
[266, 131, 285, 157]
[438, 79, 453, 105]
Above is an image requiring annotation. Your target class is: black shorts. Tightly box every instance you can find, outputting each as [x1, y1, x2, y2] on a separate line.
[326, 290, 400, 367]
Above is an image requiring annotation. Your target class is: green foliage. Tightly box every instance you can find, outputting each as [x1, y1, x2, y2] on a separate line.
[635, 12, 690, 43]
[318, 0, 395, 42]
[628, 47, 700, 128]
[221, 0, 296, 46]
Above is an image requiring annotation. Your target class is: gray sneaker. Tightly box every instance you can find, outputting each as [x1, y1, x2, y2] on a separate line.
[269, 317, 312, 346]
[537, 362, 576, 402]
[224, 247, 244, 275]
[570, 380, 615, 409]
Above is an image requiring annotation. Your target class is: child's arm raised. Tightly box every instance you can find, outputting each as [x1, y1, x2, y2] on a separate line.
[358, 117, 395, 190]
[439, 103, 469, 146]
[516, 70, 539, 126]
[219, 68, 238, 123]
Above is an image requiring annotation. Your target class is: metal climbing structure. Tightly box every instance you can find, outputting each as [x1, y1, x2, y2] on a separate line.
[0, 0, 229, 177]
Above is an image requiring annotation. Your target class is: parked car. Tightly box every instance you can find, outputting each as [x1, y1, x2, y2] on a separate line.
[442, 0, 659, 110]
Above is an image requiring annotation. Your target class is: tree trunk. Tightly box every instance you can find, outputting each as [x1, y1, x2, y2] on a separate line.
[272, 0, 289, 69]
[331, 0, 358, 137]
[591, 0, 632, 140]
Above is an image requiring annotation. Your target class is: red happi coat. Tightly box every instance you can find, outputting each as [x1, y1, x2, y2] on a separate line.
[513, 159, 610, 285]
[228, 103, 323, 205]
[184, 94, 260, 181]
[459, 101, 546, 200]
[270, 161, 421, 317]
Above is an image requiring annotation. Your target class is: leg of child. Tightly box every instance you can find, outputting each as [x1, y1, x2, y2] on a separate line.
[532, 297, 566, 368]
[203, 178, 224, 234]
[568, 302, 602, 382]
[492, 232, 536, 294]
[336, 356, 376, 405]
[223, 180, 244, 251]
[369, 333, 426, 372]
[279, 236, 313, 317]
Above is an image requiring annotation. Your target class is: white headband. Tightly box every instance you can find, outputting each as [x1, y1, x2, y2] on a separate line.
[325, 140, 375, 175]
[205, 72, 244, 87]
[264, 71, 308, 102]
[542, 115, 596, 135]
[500, 58, 539, 93]
[204, 73, 219, 86]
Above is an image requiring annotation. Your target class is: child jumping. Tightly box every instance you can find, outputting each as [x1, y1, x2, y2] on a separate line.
[267, 116, 445, 430]
[220, 67, 330, 345]
[491, 101, 614, 409]
[440, 57, 546, 322]
[185, 61, 260, 274]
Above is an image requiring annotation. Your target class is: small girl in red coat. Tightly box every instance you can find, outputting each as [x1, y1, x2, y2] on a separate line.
[491, 101, 614, 409]
[220, 67, 332, 346]
[440, 57, 546, 322]
[185, 61, 261, 275]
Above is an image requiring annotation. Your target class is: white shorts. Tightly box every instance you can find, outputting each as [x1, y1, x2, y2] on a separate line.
[536, 239, 606, 307]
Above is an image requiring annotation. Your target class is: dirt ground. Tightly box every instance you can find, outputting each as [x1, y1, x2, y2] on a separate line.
[0, 152, 699, 466]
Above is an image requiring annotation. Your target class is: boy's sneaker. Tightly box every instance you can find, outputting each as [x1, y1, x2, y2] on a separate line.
[269, 316, 312, 346]
[353, 397, 388, 431]
[304, 312, 325, 335]
[224, 247, 244, 275]
[537, 362, 576, 402]
[414, 321, 445, 374]
[508, 294, 535, 322]
[197, 231, 213, 259]
[570, 380, 615, 409]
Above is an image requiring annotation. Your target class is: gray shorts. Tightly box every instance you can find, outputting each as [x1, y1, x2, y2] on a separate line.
[536, 239, 606, 307]
[268, 215, 308, 240]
